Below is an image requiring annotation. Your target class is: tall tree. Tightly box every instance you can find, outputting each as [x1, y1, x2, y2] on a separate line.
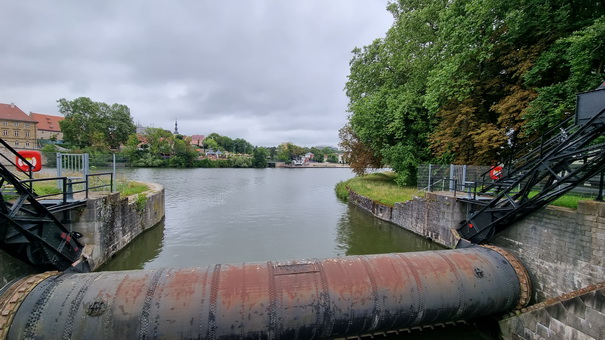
[345, 0, 440, 184]
[338, 124, 383, 176]
[344, 0, 605, 177]
[252, 147, 268, 168]
[58, 97, 136, 150]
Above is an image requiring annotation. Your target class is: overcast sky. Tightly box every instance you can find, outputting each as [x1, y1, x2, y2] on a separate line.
[0, 1, 392, 147]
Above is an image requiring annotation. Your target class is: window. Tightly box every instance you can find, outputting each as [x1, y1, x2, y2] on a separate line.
[14, 130, 19, 137]
[24, 123, 30, 127]
[2, 130, 7, 136]
[14, 122, 19, 127]
[25, 131, 30, 137]
[25, 142, 30, 147]
[14, 141, 19, 146]
[2, 122, 7, 126]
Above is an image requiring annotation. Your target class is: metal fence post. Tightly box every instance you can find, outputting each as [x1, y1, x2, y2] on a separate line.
[449, 164, 455, 191]
[56, 152, 62, 189]
[428, 164, 432, 191]
[112, 153, 116, 192]
[83, 153, 89, 176]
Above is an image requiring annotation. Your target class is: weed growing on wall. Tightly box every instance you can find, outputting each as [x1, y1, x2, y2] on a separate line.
[135, 193, 148, 212]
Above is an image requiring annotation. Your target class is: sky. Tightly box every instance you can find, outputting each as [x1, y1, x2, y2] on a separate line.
[0, 1, 393, 148]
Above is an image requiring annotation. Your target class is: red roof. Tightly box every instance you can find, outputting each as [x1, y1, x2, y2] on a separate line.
[0, 103, 37, 123]
[30, 112, 63, 132]
[191, 134, 205, 142]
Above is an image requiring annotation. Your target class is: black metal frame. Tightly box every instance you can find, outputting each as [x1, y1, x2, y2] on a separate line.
[0, 141, 113, 271]
[456, 105, 605, 245]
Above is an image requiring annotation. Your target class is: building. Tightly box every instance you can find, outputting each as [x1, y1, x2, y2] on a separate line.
[190, 134, 205, 147]
[0, 103, 38, 149]
[29, 112, 64, 146]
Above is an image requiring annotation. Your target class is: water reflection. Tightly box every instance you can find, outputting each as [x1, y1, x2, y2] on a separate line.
[104, 168, 446, 270]
[98, 220, 165, 272]
[335, 204, 443, 256]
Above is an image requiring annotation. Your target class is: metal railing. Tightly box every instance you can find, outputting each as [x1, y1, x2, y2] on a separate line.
[17, 172, 113, 203]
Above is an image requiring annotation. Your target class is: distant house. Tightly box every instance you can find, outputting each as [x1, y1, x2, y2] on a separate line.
[190, 134, 205, 147]
[0, 103, 38, 149]
[29, 112, 64, 146]
[205, 149, 224, 159]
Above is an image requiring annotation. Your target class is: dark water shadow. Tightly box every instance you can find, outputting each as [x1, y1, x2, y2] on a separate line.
[335, 204, 444, 256]
[97, 219, 165, 271]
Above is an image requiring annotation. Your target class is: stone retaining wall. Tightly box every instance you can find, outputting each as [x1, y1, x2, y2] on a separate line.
[68, 181, 165, 271]
[348, 190, 464, 248]
[500, 282, 605, 339]
[348, 189, 605, 339]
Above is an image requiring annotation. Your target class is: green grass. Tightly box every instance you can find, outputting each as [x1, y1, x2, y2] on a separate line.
[336, 172, 417, 206]
[337, 172, 596, 209]
[10, 174, 149, 198]
[115, 180, 149, 196]
[539, 192, 593, 209]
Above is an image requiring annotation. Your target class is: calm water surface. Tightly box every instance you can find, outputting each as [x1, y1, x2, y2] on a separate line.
[103, 167, 442, 270]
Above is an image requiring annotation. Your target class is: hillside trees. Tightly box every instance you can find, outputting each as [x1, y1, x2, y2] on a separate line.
[124, 128, 197, 167]
[204, 133, 253, 154]
[343, 0, 605, 184]
[58, 97, 135, 150]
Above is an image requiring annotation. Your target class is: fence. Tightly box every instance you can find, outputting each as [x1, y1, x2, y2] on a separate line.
[417, 163, 604, 198]
[49, 153, 117, 193]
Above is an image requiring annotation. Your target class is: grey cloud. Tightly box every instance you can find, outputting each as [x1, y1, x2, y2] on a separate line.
[0, 0, 391, 147]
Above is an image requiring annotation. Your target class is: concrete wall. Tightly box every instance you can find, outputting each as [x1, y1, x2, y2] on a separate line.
[348, 190, 605, 339]
[499, 282, 605, 339]
[348, 190, 464, 249]
[68, 181, 165, 271]
[491, 201, 605, 302]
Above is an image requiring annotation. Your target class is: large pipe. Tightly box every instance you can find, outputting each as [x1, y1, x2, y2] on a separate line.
[0, 246, 530, 339]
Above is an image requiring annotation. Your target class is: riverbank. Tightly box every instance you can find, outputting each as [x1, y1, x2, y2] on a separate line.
[335, 172, 416, 206]
[341, 174, 605, 339]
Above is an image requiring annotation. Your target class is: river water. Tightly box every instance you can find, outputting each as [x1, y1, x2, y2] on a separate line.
[102, 167, 442, 270]
[100, 167, 497, 339]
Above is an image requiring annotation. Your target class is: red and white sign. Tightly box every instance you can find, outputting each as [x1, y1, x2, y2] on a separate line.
[489, 166, 503, 180]
[16, 150, 42, 172]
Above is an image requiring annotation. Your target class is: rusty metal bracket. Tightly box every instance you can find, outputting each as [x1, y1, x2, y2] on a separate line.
[481, 245, 532, 309]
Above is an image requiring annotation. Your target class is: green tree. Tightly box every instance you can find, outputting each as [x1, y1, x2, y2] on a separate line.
[233, 138, 253, 154]
[327, 154, 339, 163]
[344, 0, 605, 180]
[345, 1, 438, 184]
[276, 143, 306, 162]
[58, 97, 135, 150]
[252, 147, 268, 168]
[203, 137, 219, 151]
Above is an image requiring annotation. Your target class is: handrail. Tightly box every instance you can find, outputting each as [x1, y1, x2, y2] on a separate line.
[85, 172, 113, 198]
[17, 172, 114, 202]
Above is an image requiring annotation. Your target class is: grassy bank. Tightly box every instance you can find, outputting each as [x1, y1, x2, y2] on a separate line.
[337, 172, 595, 209]
[336, 172, 417, 206]
[16, 174, 149, 198]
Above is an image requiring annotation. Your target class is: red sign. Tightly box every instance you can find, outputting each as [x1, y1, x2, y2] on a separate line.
[16, 150, 42, 172]
[489, 166, 503, 180]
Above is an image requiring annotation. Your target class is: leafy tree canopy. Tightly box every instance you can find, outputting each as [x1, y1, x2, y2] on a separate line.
[58, 97, 136, 150]
[343, 0, 605, 185]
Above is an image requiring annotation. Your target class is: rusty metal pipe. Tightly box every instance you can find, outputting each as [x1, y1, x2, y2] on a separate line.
[0, 246, 530, 339]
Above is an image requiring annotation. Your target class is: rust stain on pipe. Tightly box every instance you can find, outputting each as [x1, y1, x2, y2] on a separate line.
[0, 246, 531, 339]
